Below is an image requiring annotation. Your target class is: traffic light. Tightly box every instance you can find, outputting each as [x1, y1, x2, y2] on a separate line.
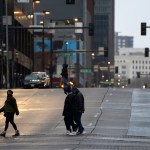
[128, 79, 131, 84]
[115, 66, 118, 74]
[141, 22, 146, 35]
[145, 47, 149, 57]
[88, 23, 94, 36]
[137, 72, 140, 78]
[66, 0, 75, 4]
[61, 64, 68, 80]
[104, 50, 108, 57]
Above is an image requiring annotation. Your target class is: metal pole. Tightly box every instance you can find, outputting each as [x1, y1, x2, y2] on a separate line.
[64, 41, 68, 64]
[50, 33, 53, 88]
[5, 0, 9, 88]
[32, 1, 35, 71]
[42, 13, 45, 71]
[83, 0, 87, 87]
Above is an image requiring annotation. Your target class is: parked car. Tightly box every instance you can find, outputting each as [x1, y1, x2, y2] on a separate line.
[23, 72, 50, 88]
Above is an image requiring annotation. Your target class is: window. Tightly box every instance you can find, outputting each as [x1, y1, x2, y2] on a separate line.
[122, 71, 126, 74]
[122, 65, 126, 69]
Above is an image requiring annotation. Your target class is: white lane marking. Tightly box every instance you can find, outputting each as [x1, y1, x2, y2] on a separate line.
[94, 113, 99, 118]
[87, 123, 93, 127]
[100, 106, 103, 110]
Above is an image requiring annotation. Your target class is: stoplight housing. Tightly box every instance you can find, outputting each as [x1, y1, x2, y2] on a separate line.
[115, 66, 118, 74]
[137, 72, 140, 78]
[104, 50, 108, 57]
[145, 47, 149, 57]
[66, 0, 75, 4]
[88, 23, 94, 36]
[141, 22, 146, 35]
[128, 79, 131, 84]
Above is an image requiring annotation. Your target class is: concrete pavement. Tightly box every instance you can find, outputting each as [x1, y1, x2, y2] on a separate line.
[1, 88, 150, 149]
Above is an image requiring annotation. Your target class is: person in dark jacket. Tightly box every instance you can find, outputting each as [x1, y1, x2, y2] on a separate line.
[62, 85, 77, 135]
[71, 87, 85, 135]
[0, 90, 20, 137]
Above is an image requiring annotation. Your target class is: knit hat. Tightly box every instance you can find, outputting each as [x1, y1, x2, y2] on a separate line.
[64, 84, 71, 94]
[7, 89, 13, 95]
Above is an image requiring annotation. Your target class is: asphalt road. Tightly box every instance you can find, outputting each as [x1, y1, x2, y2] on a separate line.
[0, 88, 150, 149]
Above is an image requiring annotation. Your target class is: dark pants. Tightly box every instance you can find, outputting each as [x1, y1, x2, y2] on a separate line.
[64, 114, 77, 132]
[4, 112, 18, 131]
[74, 112, 84, 133]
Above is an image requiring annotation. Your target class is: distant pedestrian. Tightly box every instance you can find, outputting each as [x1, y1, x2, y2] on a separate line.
[0, 90, 20, 137]
[62, 85, 77, 135]
[71, 87, 85, 135]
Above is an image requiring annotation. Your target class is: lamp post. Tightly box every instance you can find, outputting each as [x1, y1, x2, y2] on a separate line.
[0, 47, 3, 88]
[64, 41, 68, 64]
[32, 0, 40, 25]
[32, 0, 40, 71]
[49, 32, 53, 88]
[108, 61, 110, 86]
[40, 11, 50, 71]
[5, 0, 9, 88]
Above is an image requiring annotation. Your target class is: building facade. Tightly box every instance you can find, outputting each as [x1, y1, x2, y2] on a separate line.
[1, 0, 116, 88]
[93, 0, 115, 87]
[34, 0, 94, 87]
[115, 32, 134, 55]
[115, 48, 150, 88]
[0, 0, 34, 88]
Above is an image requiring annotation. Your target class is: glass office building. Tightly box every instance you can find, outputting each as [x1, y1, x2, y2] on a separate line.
[93, 0, 114, 87]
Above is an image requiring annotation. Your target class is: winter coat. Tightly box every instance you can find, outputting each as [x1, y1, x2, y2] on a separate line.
[0, 95, 19, 115]
[72, 87, 85, 113]
[62, 92, 74, 117]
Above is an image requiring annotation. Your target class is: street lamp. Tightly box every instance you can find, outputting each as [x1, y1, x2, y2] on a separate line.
[108, 61, 110, 86]
[64, 41, 68, 64]
[40, 11, 50, 71]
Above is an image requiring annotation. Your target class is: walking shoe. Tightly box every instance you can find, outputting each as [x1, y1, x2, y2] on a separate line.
[76, 131, 82, 135]
[69, 131, 77, 136]
[76, 130, 86, 135]
[13, 130, 20, 137]
[0, 131, 6, 137]
[66, 130, 71, 135]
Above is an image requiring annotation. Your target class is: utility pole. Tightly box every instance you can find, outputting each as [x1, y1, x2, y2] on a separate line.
[5, 0, 10, 88]
[83, 0, 87, 87]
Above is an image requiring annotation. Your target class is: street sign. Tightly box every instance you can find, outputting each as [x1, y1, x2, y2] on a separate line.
[80, 69, 92, 73]
[75, 22, 83, 33]
[57, 52, 73, 56]
[17, 0, 29, 3]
